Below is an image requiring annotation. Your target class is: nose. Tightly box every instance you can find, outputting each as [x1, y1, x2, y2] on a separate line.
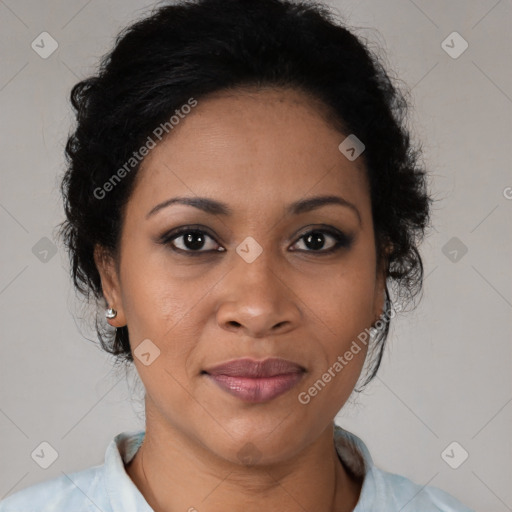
[215, 250, 302, 338]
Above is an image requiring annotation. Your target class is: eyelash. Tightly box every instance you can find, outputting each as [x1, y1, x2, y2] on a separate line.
[159, 225, 353, 256]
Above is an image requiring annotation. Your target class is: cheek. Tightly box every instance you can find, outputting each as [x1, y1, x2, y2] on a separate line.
[120, 245, 202, 322]
[308, 264, 377, 333]
[119, 260, 208, 370]
[301, 263, 376, 386]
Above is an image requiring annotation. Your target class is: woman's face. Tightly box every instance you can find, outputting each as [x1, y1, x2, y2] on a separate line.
[96, 87, 386, 464]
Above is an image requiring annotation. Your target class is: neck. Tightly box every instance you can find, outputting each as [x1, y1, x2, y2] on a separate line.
[125, 413, 361, 512]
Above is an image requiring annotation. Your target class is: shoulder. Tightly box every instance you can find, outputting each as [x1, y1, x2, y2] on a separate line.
[370, 465, 475, 511]
[333, 425, 474, 512]
[0, 465, 105, 512]
[0, 429, 146, 512]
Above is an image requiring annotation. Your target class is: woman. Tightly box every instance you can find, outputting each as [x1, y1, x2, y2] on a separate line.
[0, 0, 474, 510]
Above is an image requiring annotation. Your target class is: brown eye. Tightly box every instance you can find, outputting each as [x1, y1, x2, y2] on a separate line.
[290, 228, 353, 254]
[160, 228, 225, 254]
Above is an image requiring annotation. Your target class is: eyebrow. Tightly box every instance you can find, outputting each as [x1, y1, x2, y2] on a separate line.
[146, 194, 361, 225]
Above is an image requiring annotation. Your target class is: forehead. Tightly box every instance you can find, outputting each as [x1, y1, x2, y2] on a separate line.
[128, 87, 370, 221]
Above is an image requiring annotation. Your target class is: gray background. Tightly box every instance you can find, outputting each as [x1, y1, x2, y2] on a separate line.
[0, 1, 511, 510]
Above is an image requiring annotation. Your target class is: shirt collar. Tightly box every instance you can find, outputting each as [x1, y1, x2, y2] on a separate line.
[334, 424, 378, 510]
[104, 429, 151, 511]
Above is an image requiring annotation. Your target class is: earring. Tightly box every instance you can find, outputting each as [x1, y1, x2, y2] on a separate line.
[106, 307, 117, 319]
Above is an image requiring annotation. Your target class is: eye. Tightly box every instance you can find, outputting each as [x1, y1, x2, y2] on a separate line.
[161, 227, 225, 254]
[159, 225, 353, 256]
[290, 228, 353, 254]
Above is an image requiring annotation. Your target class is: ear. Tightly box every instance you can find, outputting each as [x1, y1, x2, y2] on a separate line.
[93, 244, 127, 327]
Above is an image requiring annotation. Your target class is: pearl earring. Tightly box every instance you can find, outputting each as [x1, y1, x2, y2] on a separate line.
[106, 307, 117, 319]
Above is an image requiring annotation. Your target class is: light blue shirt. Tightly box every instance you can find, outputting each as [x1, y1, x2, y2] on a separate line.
[0, 425, 474, 511]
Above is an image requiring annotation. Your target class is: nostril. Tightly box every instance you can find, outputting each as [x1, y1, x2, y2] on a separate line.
[228, 321, 241, 327]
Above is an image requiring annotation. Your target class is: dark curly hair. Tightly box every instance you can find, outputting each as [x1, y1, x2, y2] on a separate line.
[56, 0, 432, 389]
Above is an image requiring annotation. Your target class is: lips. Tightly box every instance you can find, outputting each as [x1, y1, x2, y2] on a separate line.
[204, 357, 305, 378]
[203, 357, 305, 403]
